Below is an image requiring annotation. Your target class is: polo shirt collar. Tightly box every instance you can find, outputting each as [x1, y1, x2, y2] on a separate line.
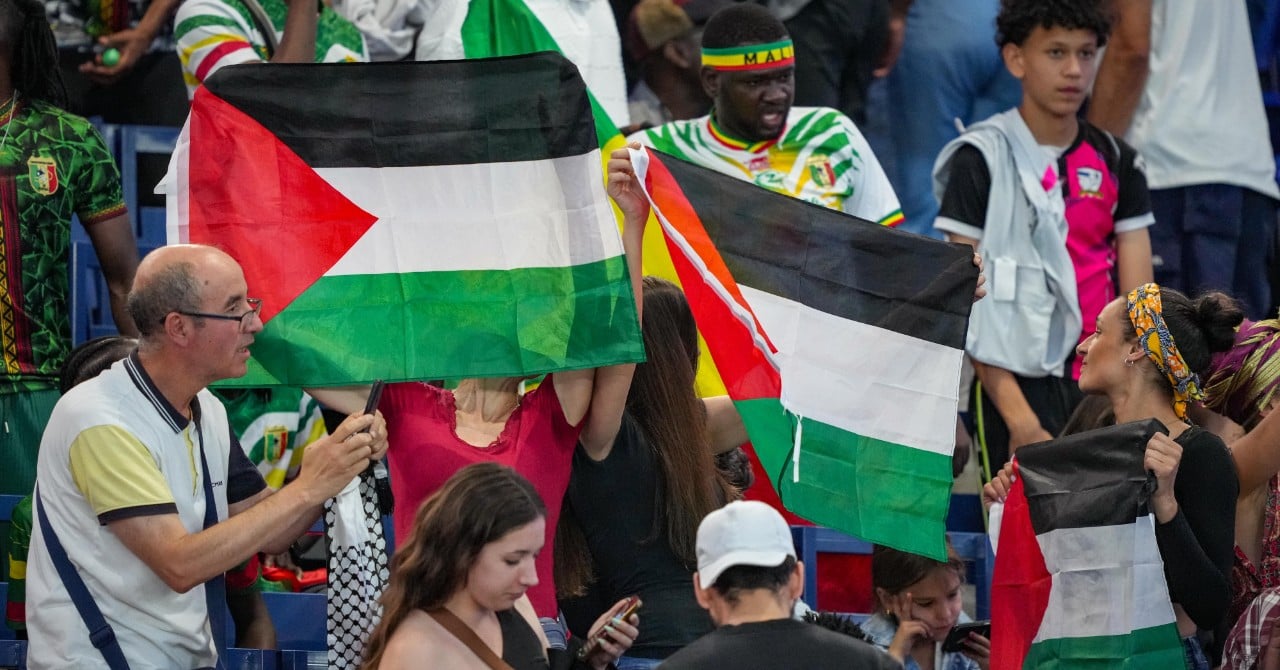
[124, 350, 200, 433]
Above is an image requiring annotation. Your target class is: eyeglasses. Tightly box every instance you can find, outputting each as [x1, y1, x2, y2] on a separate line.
[175, 298, 263, 333]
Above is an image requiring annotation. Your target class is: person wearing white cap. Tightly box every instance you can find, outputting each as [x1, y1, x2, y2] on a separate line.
[658, 501, 900, 669]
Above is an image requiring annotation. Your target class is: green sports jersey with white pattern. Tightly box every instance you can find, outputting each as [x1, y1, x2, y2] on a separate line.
[213, 387, 327, 490]
[0, 98, 125, 393]
[630, 106, 903, 226]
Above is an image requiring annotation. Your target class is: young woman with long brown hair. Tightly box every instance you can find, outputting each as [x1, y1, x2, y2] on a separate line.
[554, 150, 746, 669]
[362, 462, 638, 669]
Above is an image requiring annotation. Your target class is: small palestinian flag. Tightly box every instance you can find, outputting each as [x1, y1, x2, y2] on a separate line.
[631, 147, 977, 559]
[164, 55, 643, 386]
[990, 420, 1184, 669]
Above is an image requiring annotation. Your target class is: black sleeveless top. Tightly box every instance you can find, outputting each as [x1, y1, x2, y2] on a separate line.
[499, 608, 549, 670]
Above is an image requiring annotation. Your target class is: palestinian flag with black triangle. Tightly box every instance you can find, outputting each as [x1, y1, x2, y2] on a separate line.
[164, 55, 644, 387]
[630, 147, 977, 560]
[990, 420, 1184, 669]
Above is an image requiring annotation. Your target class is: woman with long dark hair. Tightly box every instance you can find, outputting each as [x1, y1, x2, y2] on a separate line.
[361, 462, 638, 669]
[554, 150, 745, 669]
[986, 284, 1242, 667]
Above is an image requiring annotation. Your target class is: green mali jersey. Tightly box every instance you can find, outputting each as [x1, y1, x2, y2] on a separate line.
[0, 98, 125, 393]
[213, 387, 328, 490]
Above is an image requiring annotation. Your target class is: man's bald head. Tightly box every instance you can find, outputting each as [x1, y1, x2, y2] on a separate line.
[127, 245, 239, 338]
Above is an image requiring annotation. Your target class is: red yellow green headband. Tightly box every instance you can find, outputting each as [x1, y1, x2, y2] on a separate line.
[701, 39, 795, 71]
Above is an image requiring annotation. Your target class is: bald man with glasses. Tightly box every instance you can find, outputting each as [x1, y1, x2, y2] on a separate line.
[24, 244, 389, 670]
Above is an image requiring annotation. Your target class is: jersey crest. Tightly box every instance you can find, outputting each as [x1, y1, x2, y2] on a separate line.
[27, 157, 58, 196]
[262, 424, 289, 463]
[1076, 166, 1103, 198]
[807, 155, 835, 188]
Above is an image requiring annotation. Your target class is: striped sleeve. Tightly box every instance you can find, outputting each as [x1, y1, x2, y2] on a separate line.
[175, 0, 267, 98]
[69, 425, 178, 523]
[833, 114, 903, 227]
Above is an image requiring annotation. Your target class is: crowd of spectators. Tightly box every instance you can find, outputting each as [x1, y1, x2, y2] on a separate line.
[2, 0, 1279, 668]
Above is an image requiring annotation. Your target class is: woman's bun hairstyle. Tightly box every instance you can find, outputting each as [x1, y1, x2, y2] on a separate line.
[1156, 289, 1245, 378]
[1192, 292, 1246, 355]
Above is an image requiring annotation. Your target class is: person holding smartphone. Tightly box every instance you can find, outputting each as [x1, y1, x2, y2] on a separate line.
[862, 543, 990, 670]
[552, 148, 747, 669]
[361, 463, 639, 669]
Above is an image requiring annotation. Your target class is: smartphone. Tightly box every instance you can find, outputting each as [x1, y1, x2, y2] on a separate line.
[363, 380, 385, 417]
[577, 596, 642, 660]
[941, 620, 990, 653]
[360, 380, 389, 508]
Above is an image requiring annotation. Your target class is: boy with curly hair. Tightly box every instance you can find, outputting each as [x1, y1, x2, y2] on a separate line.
[933, 0, 1155, 474]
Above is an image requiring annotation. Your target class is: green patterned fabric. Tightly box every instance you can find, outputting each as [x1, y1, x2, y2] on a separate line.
[212, 387, 327, 490]
[5, 494, 31, 631]
[0, 97, 125, 394]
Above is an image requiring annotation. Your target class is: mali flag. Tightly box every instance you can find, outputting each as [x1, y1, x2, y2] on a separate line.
[633, 147, 977, 559]
[164, 55, 644, 386]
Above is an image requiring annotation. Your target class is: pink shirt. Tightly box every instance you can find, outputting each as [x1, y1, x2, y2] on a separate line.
[1059, 125, 1154, 379]
[380, 377, 582, 617]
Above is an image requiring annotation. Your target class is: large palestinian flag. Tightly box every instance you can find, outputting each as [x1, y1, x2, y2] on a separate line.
[990, 420, 1184, 669]
[631, 147, 977, 559]
[165, 55, 644, 386]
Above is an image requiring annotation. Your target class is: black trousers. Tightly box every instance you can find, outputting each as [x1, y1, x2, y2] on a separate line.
[783, 0, 889, 125]
[970, 372, 1083, 479]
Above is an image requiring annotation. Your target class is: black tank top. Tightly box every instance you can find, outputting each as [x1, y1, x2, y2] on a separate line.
[499, 608, 549, 670]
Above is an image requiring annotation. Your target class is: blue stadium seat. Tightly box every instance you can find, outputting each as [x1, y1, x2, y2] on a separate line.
[70, 240, 160, 346]
[0, 495, 19, 527]
[945, 494, 985, 533]
[262, 592, 327, 651]
[790, 525, 870, 612]
[117, 125, 180, 246]
[69, 124, 177, 346]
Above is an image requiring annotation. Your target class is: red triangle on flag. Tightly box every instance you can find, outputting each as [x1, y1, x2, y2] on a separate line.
[187, 88, 377, 323]
[991, 464, 1052, 670]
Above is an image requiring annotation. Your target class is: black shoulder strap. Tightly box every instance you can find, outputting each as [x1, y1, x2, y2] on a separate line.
[35, 490, 132, 670]
[427, 608, 514, 670]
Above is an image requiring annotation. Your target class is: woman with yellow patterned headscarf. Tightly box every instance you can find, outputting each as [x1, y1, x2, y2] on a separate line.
[1081, 284, 1244, 663]
[986, 284, 1246, 666]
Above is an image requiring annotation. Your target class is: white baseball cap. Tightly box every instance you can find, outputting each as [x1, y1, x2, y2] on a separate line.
[696, 500, 796, 588]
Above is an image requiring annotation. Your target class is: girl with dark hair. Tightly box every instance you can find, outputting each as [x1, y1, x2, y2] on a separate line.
[554, 150, 744, 669]
[986, 285, 1243, 668]
[361, 463, 638, 669]
[863, 543, 989, 670]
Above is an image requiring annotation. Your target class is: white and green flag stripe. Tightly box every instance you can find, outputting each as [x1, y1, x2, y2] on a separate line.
[991, 420, 1185, 669]
[633, 147, 976, 559]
